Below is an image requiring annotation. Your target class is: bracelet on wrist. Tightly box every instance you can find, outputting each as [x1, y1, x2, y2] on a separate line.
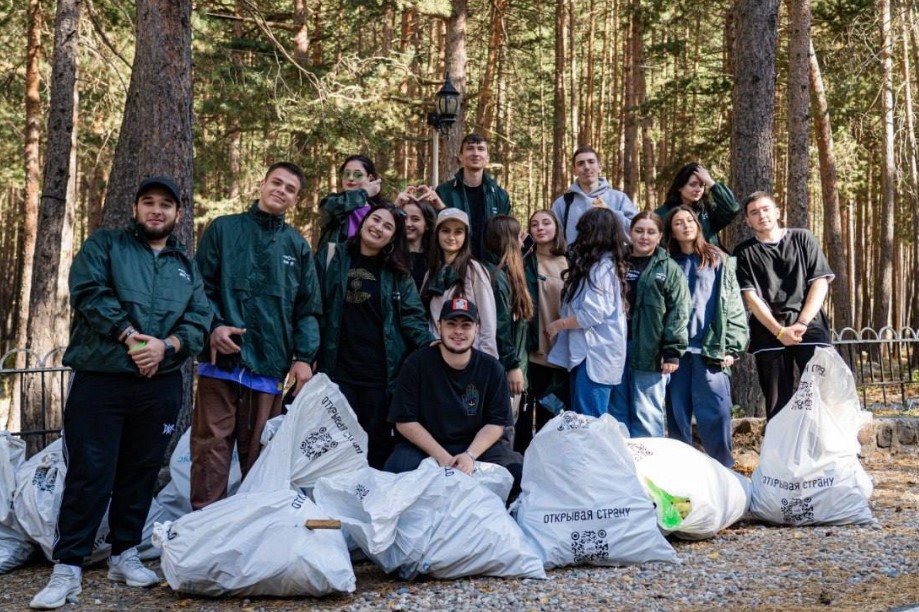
[775, 327, 785, 340]
[464, 450, 476, 462]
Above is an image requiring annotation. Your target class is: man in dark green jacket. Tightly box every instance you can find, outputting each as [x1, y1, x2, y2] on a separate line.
[32, 177, 211, 610]
[190, 162, 322, 511]
[428, 133, 511, 260]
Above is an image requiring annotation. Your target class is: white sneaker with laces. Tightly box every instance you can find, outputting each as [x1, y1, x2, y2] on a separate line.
[30, 563, 82, 610]
[107, 547, 158, 587]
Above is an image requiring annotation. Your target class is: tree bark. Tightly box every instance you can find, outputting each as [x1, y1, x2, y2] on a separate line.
[23, 0, 82, 450]
[906, 2, 919, 330]
[809, 42, 851, 329]
[729, 0, 779, 417]
[785, 0, 811, 229]
[551, 0, 568, 196]
[102, 0, 195, 450]
[475, 0, 508, 138]
[875, 0, 895, 329]
[442, 0, 467, 180]
[622, 1, 641, 201]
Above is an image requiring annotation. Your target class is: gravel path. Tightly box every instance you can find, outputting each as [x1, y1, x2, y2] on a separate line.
[2, 453, 917, 612]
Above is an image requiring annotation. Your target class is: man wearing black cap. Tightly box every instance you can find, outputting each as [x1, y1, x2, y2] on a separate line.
[385, 298, 523, 493]
[31, 177, 211, 609]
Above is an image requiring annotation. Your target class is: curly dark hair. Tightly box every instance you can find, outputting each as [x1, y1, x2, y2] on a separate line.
[661, 162, 709, 213]
[561, 207, 629, 307]
[346, 204, 411, 275]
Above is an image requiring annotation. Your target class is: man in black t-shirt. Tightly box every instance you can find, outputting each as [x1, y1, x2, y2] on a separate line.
[734, 192, 835, 420]
[385, 298, 523, 493]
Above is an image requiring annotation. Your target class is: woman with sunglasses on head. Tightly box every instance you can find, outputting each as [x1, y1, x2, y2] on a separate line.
[316, 204, 434, 469]
[316, 154, 385, 252]
[611, 211, 689, 438]
[664, 205, 748, 467]
[515, 210, 568, 452]
[401, 197, 437, 291]
[546, 208, 630, 417]
[655, 162, 740, 248]
[422, 208, 498, 358]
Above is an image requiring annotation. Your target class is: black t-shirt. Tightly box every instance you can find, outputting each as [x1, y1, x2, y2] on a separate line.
[409, 250, 427, 292]
[625, 255, 652, 323]
[388, 345, 512, 446]
[734, 228, 834, 352]
[335, 252, 387, 385]
[465, 183, 487, 260]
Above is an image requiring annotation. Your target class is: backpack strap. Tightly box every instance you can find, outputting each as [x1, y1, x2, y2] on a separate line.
[562, 192, 575, 237]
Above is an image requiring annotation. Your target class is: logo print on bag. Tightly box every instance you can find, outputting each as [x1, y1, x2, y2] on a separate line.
[791, 381, 814, 411]
[570, 529, 608, 563]
[354, 484, 370, 501]
[780, 497, 814, 524]
[557, 411, 588, 431]
[299, 427, 338, 460]
[31, 466, 58, 493]
[629, 443, 652, 461]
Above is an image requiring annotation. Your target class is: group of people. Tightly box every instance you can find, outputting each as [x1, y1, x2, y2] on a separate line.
[30, 134, 836, 610]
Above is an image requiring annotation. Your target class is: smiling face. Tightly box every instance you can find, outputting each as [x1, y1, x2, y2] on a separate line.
[630, 218, 662, 257]
[745, 196, 780, 235]
[359, 208, 397, 255]
[529, 211, 557, 245]
[438, 219, 467, 259]
[133, 186, 180, 243]
[258, 167, 302, 215]
[341, 160, 371, 192]
[669, 209, 699, 246]
[403, 202, 427, 247]
[438, 317, 477, 354]
[573, 151, 601, 189]
[678, 173, 706, 206]
[458, 141, 489, 172]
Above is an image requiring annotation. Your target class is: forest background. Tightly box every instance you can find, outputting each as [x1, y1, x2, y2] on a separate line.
[0, 0, 917, 431]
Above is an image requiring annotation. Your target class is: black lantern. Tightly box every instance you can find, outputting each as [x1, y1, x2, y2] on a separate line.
[428, 73, 460, 135]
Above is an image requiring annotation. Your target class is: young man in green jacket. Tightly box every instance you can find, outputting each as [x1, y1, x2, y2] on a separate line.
[31, 177, 211, 610]
[190, 162, 322, 510]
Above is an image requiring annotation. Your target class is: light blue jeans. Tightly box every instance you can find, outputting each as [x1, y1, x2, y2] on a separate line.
[570, 362, 613, 418]
[608, 367, 668, 437]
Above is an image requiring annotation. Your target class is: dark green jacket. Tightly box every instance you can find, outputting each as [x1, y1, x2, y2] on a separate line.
[196, 202, 322, 380]
[628, 247, 690, 372]
[524, 252, 540, 353]
[63, 222, 211, 375]
[697, 253, 749, 367]
[316, 189, 371, 253]
[436, 170, 511, 258]
[484, 256, 529, 374]
[656, 183, 740, 248]
[316, 242, 434, 392]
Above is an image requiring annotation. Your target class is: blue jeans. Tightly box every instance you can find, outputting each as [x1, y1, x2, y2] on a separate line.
[665, 352, 734, 467]
[628, 369, 669, 438]
[570, 361, 612, 418]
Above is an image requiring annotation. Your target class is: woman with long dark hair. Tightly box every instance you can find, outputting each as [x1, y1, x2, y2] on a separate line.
[516, 209, 568, 451]
[547, 207, 629, 417]
[484, 215, 534, 398]
[664, 205, 748, 467]
[316, 204, 433, 468]
[317, 154, 385, 251]
[402, 198, 437, 291]
[655, 162, 740, 248]
[422, 208, 498, 358]
[612, 211, 689, 438]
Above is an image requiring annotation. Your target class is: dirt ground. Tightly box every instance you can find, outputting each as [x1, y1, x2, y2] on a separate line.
[0, 451, 917, 612]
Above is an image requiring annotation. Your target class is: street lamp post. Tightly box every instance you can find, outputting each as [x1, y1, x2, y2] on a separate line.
[427, 73, 460, 186]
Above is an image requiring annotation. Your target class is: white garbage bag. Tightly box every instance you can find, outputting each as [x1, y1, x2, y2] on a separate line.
[512, 412, 677, 568]
[750, 347, 874, 525]
[153, 489, 355, 597]
[0, 432, 33, 572]
[312, 460, 546, 580]
[626, 437, 751, 540]
[238, 374, 369, 496]
[12, 439, 110, 564]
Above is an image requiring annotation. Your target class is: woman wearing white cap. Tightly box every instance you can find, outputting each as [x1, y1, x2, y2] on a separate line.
[421, 208, 498, 358]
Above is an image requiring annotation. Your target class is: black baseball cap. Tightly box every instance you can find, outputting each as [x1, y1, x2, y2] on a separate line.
[136, 176, 181, 204]
[439, 298, 479, 322]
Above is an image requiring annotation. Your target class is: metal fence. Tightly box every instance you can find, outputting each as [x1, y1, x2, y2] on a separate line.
[2, 327, 917, 448]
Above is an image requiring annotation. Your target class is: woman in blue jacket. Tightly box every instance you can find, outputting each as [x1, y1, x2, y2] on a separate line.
[316, 204, 434, 468]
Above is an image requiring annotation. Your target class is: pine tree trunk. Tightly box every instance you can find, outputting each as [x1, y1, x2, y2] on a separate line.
[622, 1, 640, 200]
[809, 42, 852, 329]
[442, 0, 467, 181]
[875, 0, 895, 329]
[729, 0, 779, 417]
[551, 0, 568, 196]
[907, 2, 919, 330]
[785, 0, 811, 229]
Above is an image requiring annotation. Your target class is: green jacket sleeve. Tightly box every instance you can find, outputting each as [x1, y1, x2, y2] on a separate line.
[396, 273, 436, 349]
[292, 243, 323, 363]
[660, 261, 691, 361]
[722, 256, 749, 356]
[170, 263, 212, 358]
[194, 221, 226, 330]
[707, 183, 741, 235]
[490, 266, 520, 371]
[68, 231, 132, 340]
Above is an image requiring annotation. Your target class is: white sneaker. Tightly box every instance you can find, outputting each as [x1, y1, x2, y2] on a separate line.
[30, 564, 82, 610]
[107, 547, 158, 587]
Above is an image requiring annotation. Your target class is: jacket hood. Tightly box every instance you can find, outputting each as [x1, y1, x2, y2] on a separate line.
[568, 177, 613, 200]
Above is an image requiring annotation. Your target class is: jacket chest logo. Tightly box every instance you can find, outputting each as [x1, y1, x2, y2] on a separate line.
[177, 269, 191, 282]
[282, 255, 297, 267]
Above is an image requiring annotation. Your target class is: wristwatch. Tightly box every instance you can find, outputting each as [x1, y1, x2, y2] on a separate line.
[163, 339, 176, 360]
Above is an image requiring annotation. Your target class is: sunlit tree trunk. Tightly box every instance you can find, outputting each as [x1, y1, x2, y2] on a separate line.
[876, 0, 895, 329]
[552, 0, 568, 196]
[442, 0, 467, 180]
[785, 0, 811, 229]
